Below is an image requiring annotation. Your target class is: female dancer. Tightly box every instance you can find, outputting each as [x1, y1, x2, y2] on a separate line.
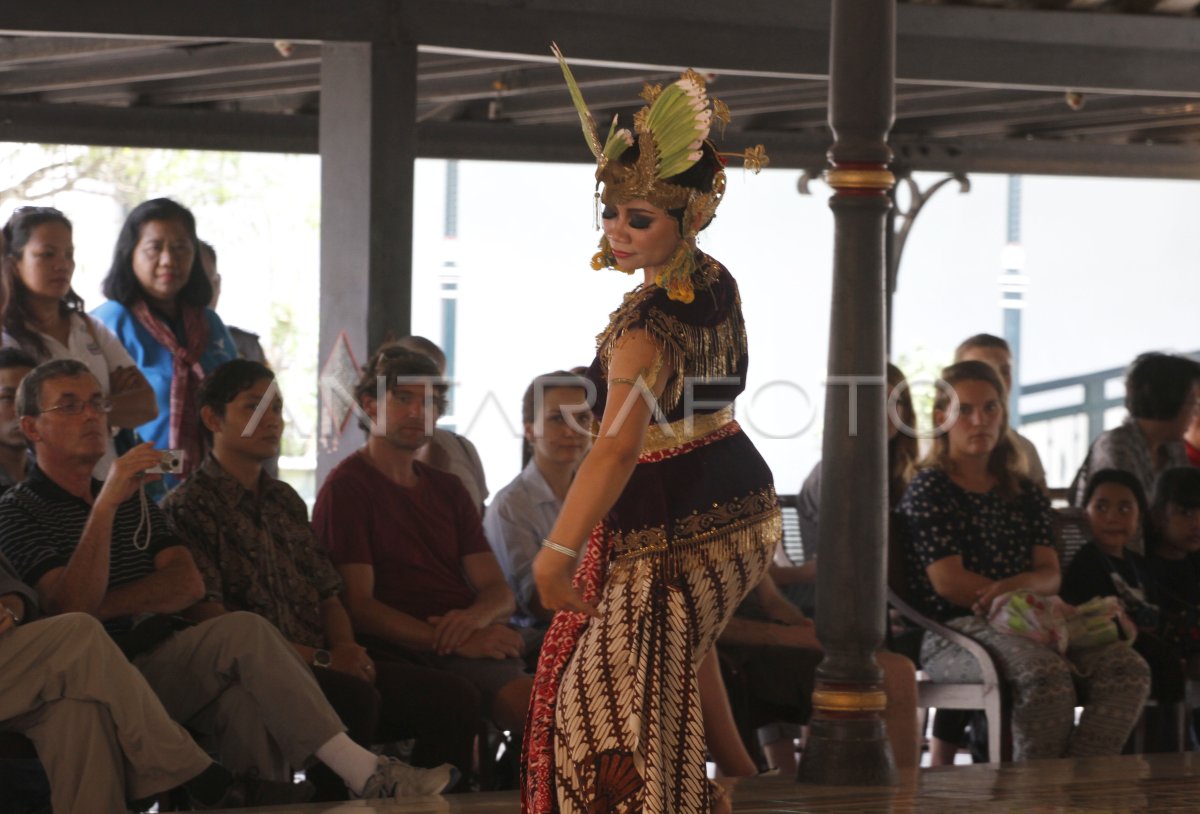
[900, 361, 1150, 761]
[522, 47, 775, 813]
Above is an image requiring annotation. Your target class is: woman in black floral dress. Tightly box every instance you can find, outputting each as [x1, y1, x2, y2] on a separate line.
[899, 360, 1150, 761]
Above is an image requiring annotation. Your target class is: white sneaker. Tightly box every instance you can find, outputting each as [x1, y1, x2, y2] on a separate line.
[355, 755, 458, 798]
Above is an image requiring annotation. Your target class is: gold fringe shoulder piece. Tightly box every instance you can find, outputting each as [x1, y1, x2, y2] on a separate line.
[595, 255, 746, 416]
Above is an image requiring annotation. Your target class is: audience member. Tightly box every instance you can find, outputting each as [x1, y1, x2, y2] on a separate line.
[484, 370, 592, 637]
[717, 573, 919, 772]
[163, 359, 478, 795]
[0, 359, 454, 800]
[1146, 467, 1200, 635]
[900, 360, 1149, 761]
[792, 363, 917, 616]
[1062, 469, 1185, 731]
[954, 334, 1046, 489]
[0, 553, 314, 812]
[1186, 409, 1200, 468]
[314, 345, 533, 739]
[0, 347, 36, 491]
[1145, 467, 1200, 748]
[92, 198, 238, 480]
[1071, 352, 1200, 517]
[2, 207, 156, 477]
[395, 335, 489, 514]
[198, 240, 268, 364]
[197, 240, 278, 478]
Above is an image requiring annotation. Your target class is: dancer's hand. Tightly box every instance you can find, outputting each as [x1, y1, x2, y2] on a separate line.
[533, 548, 598, 617]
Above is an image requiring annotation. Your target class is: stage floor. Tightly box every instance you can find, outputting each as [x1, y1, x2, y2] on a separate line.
[222, 752, 1200, 812]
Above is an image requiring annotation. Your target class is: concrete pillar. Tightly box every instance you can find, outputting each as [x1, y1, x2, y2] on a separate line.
[316, 40, 417, 482]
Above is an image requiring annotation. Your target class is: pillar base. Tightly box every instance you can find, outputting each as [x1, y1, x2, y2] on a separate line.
[796, 717, 897, 786]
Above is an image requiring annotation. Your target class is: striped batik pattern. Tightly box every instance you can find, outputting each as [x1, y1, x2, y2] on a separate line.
[551, 511, 778, 813]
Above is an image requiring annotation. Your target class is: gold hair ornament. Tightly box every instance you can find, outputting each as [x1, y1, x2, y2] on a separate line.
[553, 43, 768, 303]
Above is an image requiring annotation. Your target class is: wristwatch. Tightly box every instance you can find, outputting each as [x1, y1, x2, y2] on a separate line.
[312, 649, 332, 668]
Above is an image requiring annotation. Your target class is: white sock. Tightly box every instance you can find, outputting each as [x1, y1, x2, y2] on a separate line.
[314, 733, 379, 795]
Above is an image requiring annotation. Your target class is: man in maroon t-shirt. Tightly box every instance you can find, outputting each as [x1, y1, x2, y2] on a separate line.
[315, 346, 533, 737]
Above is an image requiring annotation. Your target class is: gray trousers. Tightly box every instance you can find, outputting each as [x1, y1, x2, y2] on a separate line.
[0, 613, 212, 814]
[922, 616, 1151, 761]
[134, 611, 345, 780]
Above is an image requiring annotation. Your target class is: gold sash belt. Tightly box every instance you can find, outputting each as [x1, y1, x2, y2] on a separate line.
[640, 405, 735, 455]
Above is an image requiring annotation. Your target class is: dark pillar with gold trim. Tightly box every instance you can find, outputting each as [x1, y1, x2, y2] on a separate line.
[796, 0, 897, 787]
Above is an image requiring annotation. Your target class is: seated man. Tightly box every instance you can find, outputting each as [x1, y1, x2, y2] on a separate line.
[315, 345, 533, 738]
[483, 370, 592, 649]
[163, 359, 480, 794]
[0, 347, 36, 492]
[0, 551, 314, 811]
[717, 573, 918, 773]
[395, 335, 489, 514]
[0, 359, 453, 801]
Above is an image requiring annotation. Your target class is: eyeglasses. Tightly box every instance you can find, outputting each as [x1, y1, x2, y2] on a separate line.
[39, 397, 113, 416]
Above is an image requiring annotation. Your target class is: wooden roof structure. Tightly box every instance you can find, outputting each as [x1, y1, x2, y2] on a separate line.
[5, 0, 1200, 178]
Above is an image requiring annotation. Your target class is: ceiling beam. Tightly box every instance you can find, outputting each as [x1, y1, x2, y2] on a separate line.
[3, 100, 1200, 180]
[0, 99, 317, 153]
[0, 42, 319, 95]
[4, 1, 1200, 96]
[0, 1, 395, 43]
[401, 1, 1200, 97]
[0, 35, 195, 65]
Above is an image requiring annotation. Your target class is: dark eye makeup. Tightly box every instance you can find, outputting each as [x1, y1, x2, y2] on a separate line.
[600, 205, 654, 230]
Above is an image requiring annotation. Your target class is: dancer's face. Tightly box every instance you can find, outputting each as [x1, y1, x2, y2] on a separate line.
[601, 199, 681, 274]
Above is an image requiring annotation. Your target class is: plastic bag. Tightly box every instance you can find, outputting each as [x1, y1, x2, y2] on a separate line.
[986, 591, 1069, 654]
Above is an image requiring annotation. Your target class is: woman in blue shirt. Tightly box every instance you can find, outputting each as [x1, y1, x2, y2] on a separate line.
[93, 198, 237, 482]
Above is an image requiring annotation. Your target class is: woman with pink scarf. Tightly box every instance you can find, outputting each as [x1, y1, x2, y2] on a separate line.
[93, 198, 238, 484]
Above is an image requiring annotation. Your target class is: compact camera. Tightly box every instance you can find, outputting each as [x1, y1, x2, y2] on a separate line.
[146, 450, 183, 475]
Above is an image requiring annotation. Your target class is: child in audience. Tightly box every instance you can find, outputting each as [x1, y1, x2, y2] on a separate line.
[1147, 468, 1200, 674]
[1062, 469, 1184, 720]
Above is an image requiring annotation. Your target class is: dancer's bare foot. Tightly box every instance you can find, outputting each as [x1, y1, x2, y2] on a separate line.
[710, 780, 733, 814]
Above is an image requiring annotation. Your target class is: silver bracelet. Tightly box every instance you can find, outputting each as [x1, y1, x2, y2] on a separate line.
[541, 538, 580, 558]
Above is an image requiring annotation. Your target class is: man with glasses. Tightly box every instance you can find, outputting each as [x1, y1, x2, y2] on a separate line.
[0, 359, 455, 802]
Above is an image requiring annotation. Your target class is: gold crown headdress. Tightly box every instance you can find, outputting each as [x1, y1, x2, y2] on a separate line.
[552, 43, 768, 303]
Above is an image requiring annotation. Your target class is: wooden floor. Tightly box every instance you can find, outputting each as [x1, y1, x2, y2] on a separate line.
[217, 752, 1200, 812]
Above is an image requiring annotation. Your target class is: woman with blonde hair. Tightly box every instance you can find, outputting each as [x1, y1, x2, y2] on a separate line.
[899, 360, 1150, 761]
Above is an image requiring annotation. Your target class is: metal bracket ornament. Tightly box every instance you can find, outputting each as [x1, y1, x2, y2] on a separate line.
[798, 167, 970, 287]
[890, 171, 970, 284]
